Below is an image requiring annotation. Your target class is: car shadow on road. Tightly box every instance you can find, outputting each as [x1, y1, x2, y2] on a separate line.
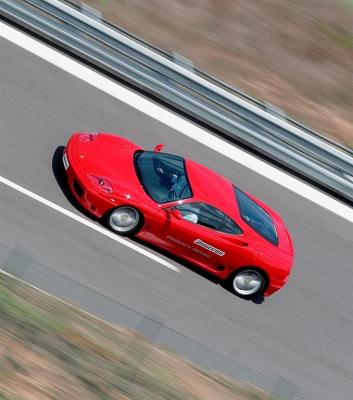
[52, 146, 264, 305]
[131, 237, 265, 304]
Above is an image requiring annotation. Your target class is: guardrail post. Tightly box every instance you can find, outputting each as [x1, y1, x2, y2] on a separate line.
[80, 2, 102, 21]
[172, 52, 194, 71]
[264, 101, 287, 119]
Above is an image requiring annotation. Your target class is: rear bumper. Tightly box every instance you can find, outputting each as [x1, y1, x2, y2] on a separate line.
[264, 274, 290, 296]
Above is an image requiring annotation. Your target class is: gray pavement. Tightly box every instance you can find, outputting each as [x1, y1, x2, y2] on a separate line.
[1, 36, 353, 400]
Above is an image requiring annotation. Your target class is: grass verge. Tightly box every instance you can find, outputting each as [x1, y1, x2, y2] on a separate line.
[0, 273, 275, 400]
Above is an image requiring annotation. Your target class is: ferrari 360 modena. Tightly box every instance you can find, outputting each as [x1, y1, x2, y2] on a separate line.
[63, 132, 294, 298]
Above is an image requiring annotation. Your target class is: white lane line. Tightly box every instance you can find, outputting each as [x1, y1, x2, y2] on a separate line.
[0, 175, 180, 273]
[1, 22, 353, 223]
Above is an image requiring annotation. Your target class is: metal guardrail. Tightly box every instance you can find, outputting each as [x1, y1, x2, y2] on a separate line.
[1, 0, 353, 202]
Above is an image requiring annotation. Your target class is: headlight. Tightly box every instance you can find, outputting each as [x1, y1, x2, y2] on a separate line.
[62, 152, 69, 170]
[88, 174, 113, 193]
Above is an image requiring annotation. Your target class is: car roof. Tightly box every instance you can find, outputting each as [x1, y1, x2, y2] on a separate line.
[185, 159, 240, 218]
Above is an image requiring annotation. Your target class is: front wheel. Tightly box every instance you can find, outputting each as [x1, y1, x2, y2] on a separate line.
[230, 268, 266, 298]
[106, 206, 142, 236]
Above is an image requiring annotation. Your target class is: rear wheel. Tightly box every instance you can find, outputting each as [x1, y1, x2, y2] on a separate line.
[106, 206, 142, 236]
[230, 268, 266, 298]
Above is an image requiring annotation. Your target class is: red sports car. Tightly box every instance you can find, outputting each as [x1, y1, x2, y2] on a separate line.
[63, 132, 294, 298]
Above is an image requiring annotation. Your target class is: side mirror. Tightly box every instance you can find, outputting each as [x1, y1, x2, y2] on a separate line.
[165, 208, 183, 220]
[154, 143, 165, 152]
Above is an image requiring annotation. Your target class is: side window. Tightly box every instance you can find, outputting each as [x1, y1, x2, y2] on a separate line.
[221, 216, 243, 235]
[235, 187, 278, 245]
[173, 202, 242, 234]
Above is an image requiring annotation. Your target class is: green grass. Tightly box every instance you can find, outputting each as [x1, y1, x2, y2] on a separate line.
[340, 0, 353, 7]
[317, 23, 353, 49]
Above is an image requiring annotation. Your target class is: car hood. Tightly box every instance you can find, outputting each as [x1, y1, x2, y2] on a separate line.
[71, 133, 143, 194]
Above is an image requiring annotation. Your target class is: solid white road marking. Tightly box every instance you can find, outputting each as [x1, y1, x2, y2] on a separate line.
[0, 175, 180, 273]
[1, 22, 353, 223]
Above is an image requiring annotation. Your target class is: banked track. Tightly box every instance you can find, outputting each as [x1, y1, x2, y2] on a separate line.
[1, 18, 353, 400]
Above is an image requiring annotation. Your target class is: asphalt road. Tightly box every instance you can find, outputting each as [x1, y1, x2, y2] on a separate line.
[1, 35, 353, 400]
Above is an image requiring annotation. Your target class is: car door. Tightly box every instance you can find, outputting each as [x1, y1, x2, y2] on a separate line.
[216, 216, 259, 273]
[163, 202, 229, 269]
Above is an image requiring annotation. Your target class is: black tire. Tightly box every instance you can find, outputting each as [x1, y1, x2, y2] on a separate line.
[105, 206, 142, 236]
[228, 268, 267, 298]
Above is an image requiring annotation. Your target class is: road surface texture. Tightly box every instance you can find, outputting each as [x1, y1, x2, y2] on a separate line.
[1, 34, 352, 400]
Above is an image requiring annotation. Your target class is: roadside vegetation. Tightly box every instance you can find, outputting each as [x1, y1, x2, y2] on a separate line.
[78, 0, 353, 148]
[0, 273, 275, 400]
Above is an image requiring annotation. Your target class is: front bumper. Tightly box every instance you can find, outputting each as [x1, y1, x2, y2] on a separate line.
[63, 147, 112, 218]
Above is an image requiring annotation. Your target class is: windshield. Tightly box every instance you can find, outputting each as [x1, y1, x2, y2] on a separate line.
[235, 187, 278, 246]
[134, 151, 192, 203]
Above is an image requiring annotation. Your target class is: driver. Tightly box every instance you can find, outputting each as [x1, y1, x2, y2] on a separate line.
[168, 174, 187, 201]
[153, 158, 178, 190]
